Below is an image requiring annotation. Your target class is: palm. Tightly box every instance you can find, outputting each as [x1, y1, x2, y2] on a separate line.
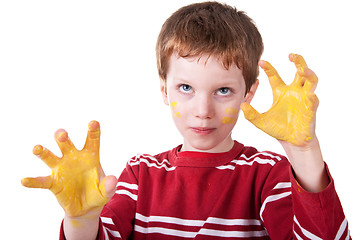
[49, 144, 106, 217]
[22, 121, 109, 217]
[241, 54, 319, 146]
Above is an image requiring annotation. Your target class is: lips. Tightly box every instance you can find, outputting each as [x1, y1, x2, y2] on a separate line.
[191, 127, 216, 135]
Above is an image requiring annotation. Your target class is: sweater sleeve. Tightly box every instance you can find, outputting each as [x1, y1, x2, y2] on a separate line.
[261, 159, 351, 239]
[59, 157, 139, 240]
[290, 163, 351, 239]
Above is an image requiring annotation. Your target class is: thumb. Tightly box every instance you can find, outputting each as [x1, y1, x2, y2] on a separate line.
[240, 102, 264, 129]
[99, 175, 117, 200]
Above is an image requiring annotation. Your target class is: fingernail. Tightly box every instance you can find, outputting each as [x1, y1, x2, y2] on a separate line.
[55, 129, 68, 142]
[33, 145, 43, 155]
[89, 120, 100, 130]
[21, 178, 29, 187]
[258, 60, 265, 67]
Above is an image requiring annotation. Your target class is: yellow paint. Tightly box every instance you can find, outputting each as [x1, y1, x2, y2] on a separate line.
[170, 101, 181, 118]
[170, 101, 177, 109]
[222, 117, 236, 124]
[221, 107, 239, 124]
[297, 181, 302, 193]
[225, 107, 239, 115]
[21, 121, 109, 219]
[71, 219, 82, 228]
[241, 54, 318, 146]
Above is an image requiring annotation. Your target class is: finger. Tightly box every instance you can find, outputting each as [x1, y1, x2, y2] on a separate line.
[99, 175, 117, 200]
[289, 53, 308, 69]
[83, 120, 101, 152]
[306, 92, 320, 112]
[54, 129, 76, 155]
[259, 60, 285, 90]
[33, 145, 60, 168]
[240, 103, 265, 129]
[98, 163, 105, 178]
[21, 176, 53, 189]
[302, 68, 319, 92]
[289, 53, 308, 87]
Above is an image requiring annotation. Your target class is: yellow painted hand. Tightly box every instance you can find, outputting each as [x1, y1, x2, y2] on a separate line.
[21, 121, 116, 217]
[241, 54, 319, 146]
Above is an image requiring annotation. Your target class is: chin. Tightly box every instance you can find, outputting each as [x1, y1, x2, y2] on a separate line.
[182, 138, 213, 152]
[184, 137, 230, 153]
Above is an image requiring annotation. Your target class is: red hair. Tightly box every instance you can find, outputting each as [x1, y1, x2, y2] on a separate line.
[156, 1, 264, 94]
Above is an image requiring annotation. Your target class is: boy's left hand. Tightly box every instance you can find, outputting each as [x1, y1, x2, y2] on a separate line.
[241, 54, 319, 146]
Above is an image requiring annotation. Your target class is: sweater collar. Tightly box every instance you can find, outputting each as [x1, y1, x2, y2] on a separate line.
[169, 141, 243, 167]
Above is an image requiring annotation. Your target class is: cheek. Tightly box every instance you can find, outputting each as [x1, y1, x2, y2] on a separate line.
[221, 107, 240, 124]
[170, 101, 181, 118]
[225, 107, 240, 115]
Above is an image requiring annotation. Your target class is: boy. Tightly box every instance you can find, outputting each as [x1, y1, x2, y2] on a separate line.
[22, 1, 350, 239]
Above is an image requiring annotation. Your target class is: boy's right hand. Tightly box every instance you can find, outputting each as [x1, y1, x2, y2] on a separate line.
[21, 121, 117, 218]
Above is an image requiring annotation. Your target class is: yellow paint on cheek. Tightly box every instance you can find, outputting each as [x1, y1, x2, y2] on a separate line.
[222, 107, 239, 124]
[170, 101, 181, 118]
[222, 117, 237, 124]
[225, 107, 239, 115]
[170, 102, 177, 109]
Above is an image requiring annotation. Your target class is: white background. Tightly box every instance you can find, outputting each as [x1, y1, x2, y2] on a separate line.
[1, 0, 359, 238]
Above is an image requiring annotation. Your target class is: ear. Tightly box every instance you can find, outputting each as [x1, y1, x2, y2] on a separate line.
[160, 79, 169, 106]
[243, 79, 259, 104]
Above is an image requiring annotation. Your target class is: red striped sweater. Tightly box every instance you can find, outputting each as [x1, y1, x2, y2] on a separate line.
[60, 141, 350, 239]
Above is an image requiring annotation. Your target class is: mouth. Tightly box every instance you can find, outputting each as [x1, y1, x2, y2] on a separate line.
[190, 127, 216, 135]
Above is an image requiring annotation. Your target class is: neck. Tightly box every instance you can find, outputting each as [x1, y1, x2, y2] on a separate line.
[181, 137, 234, 153]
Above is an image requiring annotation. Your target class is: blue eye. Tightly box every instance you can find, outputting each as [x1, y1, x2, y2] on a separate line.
[180, 84, 192, 93]
[217, 87, 230, 96]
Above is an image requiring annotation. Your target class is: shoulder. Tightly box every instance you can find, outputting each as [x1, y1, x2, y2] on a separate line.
[240, 147, 292, 194]
[127, 148, 175, 171]
[235, 145, 288, 167]
[213, 144, 289, 176]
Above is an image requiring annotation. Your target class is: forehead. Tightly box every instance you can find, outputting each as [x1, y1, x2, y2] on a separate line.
[167, 54, 244, 84]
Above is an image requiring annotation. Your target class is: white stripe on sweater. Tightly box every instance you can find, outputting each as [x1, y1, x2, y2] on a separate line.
[273, 182, 291, 189]
[104, 227, 122, 238]
[260, 191, 291, 221]
[293, 229, 304, 240]
[101, 217, 115, 225]
[101, 217, 122, 239]
[134, 225, 268, 238]
[216, 158, 277, 170]
[294, 216, 322, 240]
[335, 217, 349, 240]
[117, 181, 138, 190]
[129, 156, 176, 171]
[102, 226, 110, 240]
[135, 213, 266, 238]
[136, 213, 261, 227]
[116, 189, 138, 200]
[216, 152, 282, 170]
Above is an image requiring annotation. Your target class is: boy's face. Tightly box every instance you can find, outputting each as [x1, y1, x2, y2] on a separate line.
[161, 54, 258, 153]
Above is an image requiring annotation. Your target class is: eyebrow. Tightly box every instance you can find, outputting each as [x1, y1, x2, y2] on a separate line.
[172, 77, 192, 84]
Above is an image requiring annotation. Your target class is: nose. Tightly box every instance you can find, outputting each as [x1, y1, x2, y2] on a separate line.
[192, 94, 215, 119]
